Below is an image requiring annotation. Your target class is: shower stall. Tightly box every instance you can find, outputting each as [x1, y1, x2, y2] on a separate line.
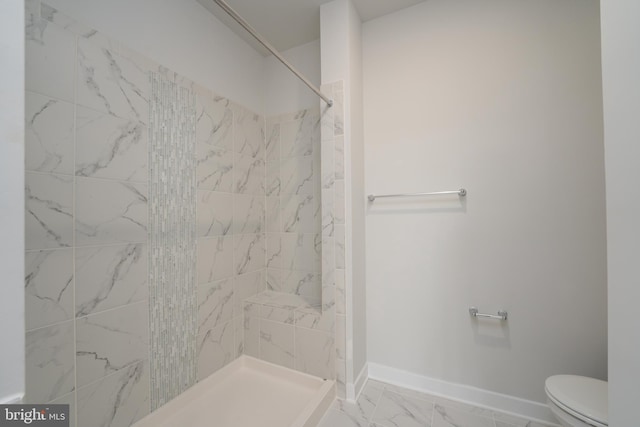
[23, 0, 362, 425]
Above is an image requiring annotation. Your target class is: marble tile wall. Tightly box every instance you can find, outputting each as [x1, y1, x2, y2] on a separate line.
[25, 3, 151, 426]
[265, 109, 322, 306]
[194, 82, 267, 382]
[24, 2, 266, 426]
[320, 82, 346, 397]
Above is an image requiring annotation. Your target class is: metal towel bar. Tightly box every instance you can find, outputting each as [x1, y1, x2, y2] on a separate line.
[367, 189, 466, 202]
[469, 307, 508, 321]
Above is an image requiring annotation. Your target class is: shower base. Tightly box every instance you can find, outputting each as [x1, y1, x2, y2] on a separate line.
[133, 355, 335, 427]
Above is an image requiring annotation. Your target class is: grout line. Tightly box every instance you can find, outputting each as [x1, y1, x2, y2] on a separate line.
[71, 24, 79, 427]
[74, 299, 148, 321]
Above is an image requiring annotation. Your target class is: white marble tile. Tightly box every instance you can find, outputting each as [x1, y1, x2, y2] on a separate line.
[318, 408, 369, 427]
[76, 302, 149, 388]
[197, 320, 235, 380]
[41, 4, 115, 51]
[335, 135, 345, 180]
[281, 270, 321, 304]
[233, 194, 264, 234]
[322, 189, 335, 237]
[322, 237, 336, 282]
[77, 360, 149, 427]
[336, 359, 347, 399]
[333, 315, 347, 362]
[322, 285, 336, 314]
[430, 395, 494, 419]
[280, 111, 319, 159]
[234, 233, 265, 275]
[260, 319, 294, 369]
[233, 104, 264, 159]
[321, 139, 335, 190]
[295, 327, 335, 379]
[266, 122, 280, 163]
[295, 306, 336, 333]
[282, 193, 317, 233]
[266, 233, 284, 269]
[49, 391, 76, 427]
[266, 268, 281, 292]
[336, 225, 346, 269]
[75, 178, 148, 246]
[281, 233, 319, 272]
[76, 37, 149, 123]
[281, 156, 314, 196]
[197, 236, 234, 283]
[266, 161, 281, 197]
[335, 179, 345, 224]
[26, 18, 76, 102]
[371, 389, 434, 427]
[198, 278, 234, 334]
[432, 404, 495, 427]
[234, 153, 265, 195]
[75, 106, 147, 182]
[196, 144, 233, 191]
[334, 89, 344, 136]
[336, 268, 346, 315]
[493, 411, 557, 427]
[25, 320, 75, 403]
[244, 301, 262, 319]
[25, 249, 74, 331]
[25, 0, 41, 33]
[233, 270, 264, 314]
[197, 190, 233, 237]
[334, 380, 385, 422]
[25, 172, 73, 250]
[320, 103, 334, 142]
[261, 304, 296, 324]
[25, 91, 74, 174]
[380, 384, 436, 404]
[196, 89, 233, 151]
[358, 380, 386, 420]
[314, 233, 323, 271]
[234, 315, 244, 356]
[243, 315, 260, 358]
[75, 243, 147, 317]
[266, 196, 281, 233]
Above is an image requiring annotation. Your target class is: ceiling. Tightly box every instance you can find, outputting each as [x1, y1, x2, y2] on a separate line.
[197, 0, 426, 55]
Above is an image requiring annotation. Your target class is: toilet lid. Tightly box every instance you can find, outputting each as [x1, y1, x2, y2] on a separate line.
[545, 375, 608, 427]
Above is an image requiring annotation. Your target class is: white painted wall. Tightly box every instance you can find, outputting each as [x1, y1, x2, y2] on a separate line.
[0, 0, 26, 404]
[601, 1, 640, 425]
[264, 39, 321, 116]
[363, 0, 606, 404]
[346, 0, 367, 386]
[44, 0, 265, 113]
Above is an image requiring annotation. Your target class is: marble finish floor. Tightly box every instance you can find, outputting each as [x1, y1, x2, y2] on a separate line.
[317, 379, 559, 427]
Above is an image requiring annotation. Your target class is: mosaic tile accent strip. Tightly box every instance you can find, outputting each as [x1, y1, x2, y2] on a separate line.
[149, 72, 198, 410]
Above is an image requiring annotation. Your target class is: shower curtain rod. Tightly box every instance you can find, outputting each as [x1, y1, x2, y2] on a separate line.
[212, 0, 334, 107]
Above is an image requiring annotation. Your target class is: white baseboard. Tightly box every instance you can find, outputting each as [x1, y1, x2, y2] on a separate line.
[368, 363, 557, 425]
[346, 363, 369, 402]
